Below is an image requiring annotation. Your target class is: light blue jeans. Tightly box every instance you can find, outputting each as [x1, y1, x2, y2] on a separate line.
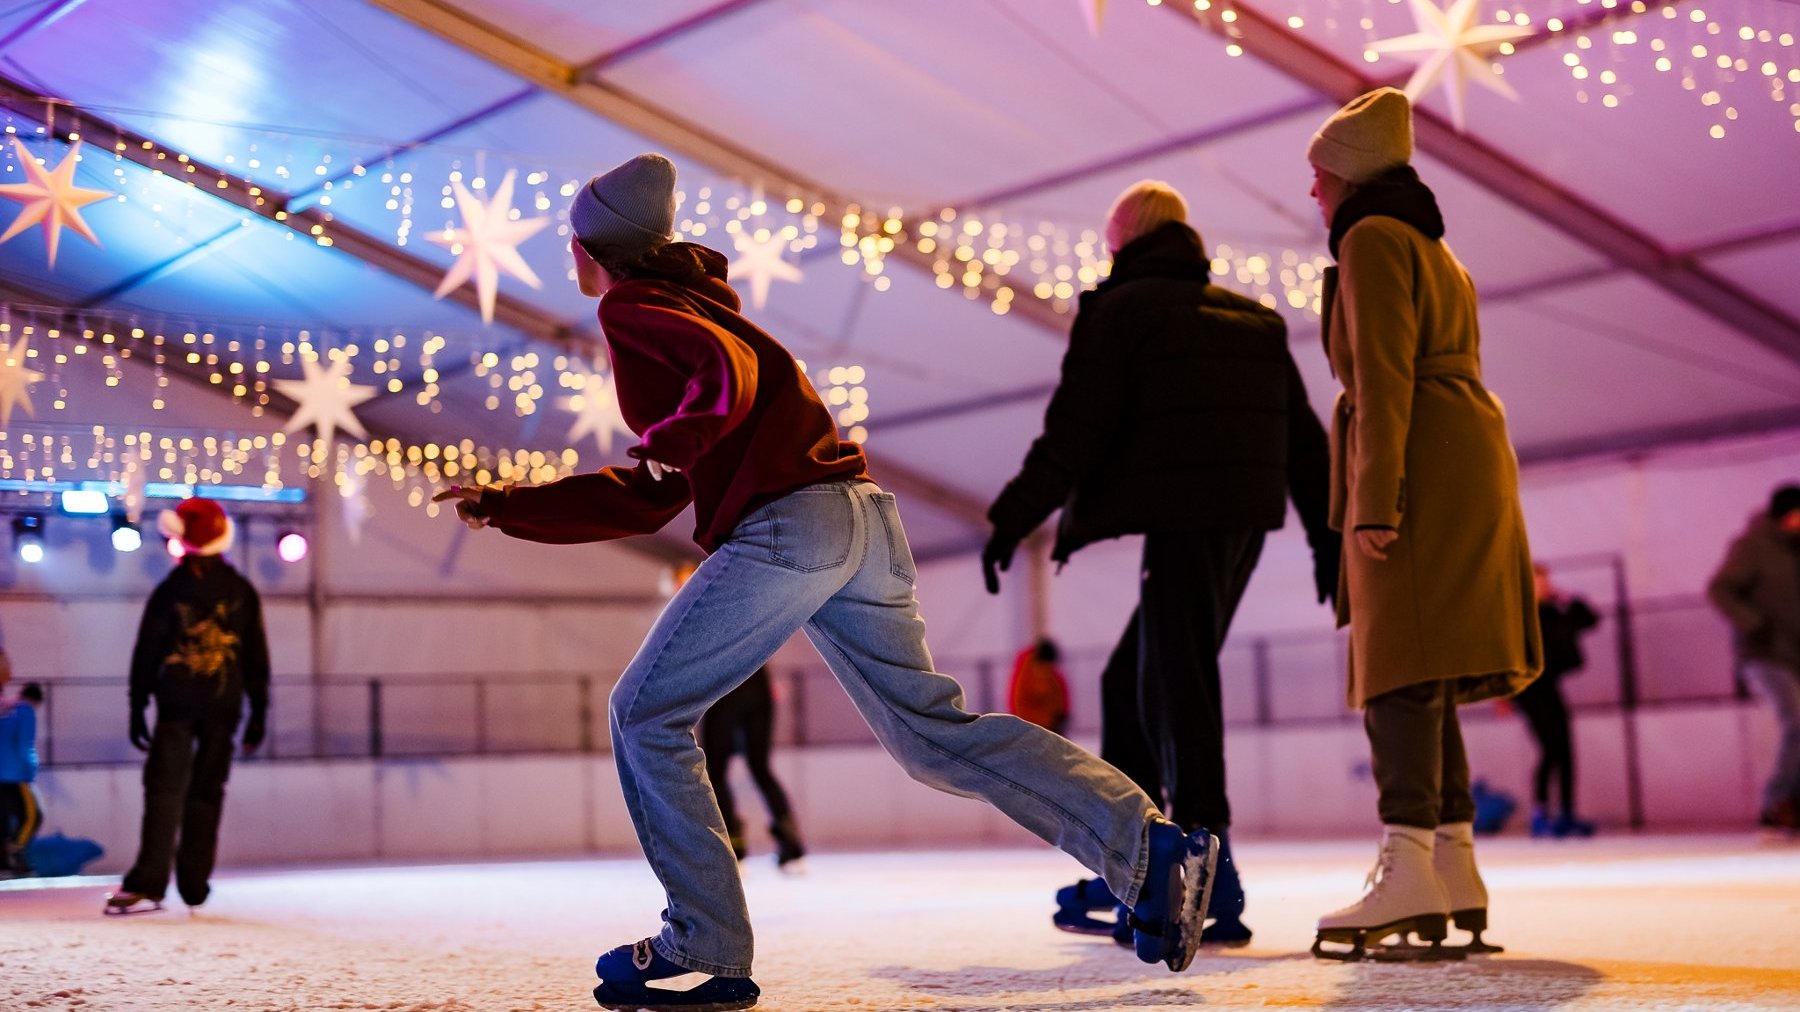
[1745, 659, 1800, 811]
[609, 481, 1159, 976]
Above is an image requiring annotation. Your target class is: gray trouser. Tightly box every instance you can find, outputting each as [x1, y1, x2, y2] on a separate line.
[1744, 659, 1800, 811]
[1364, 680, 1476, 829]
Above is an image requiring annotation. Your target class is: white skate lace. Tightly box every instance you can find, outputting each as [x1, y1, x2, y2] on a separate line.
[1361, 843, 1396, 897]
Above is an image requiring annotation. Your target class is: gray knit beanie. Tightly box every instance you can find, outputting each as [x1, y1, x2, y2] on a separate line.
[1307, 88, 1413, 184]
[570, 153, 678, 258]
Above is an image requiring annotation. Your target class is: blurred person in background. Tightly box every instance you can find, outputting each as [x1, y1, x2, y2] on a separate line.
[105, 497, 269, 915]
[1709, 484, 1800, 834]
[1515, 563, 1600, 839]
[1008, 638, 1070, 736]
[0, 651, 43, 875]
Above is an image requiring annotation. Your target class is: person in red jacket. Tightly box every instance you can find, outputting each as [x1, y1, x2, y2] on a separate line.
[1008, 638, 1070, 735]
[436, 154, 1218, 1012]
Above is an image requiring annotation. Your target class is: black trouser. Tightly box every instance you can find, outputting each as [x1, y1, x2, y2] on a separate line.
[1, 782, 40, 865]
[1364, 680, 1476, 829]
[699, 679, 792, 839]
[1514, 675, 1575, 813]
[1097, 528, 1265, 832]
[122, 715, 236, 904]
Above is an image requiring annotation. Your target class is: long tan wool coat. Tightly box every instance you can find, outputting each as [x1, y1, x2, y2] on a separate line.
[1322, 215, 1542, 708]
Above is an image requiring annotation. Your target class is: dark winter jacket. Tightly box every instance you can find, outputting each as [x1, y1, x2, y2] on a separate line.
[1709, 513, 1800, 669]
[1537, 597, 1599, 681]
[485, 243, 867, 552]
[129, 556, 270, 725]
[988, 221, 1336, 566]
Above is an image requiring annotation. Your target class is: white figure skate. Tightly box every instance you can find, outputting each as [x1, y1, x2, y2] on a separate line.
[1314, 824, 1462, 962]
[1435, 820, 1502, 954]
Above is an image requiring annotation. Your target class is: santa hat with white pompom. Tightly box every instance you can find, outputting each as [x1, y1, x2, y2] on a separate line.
[157, 497, 234, 557]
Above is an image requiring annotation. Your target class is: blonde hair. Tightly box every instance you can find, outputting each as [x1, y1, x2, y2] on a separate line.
[1106, 180, 1188, 251]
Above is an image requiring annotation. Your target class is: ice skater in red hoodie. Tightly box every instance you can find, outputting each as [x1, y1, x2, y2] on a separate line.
[436, 154, 1216, 1012]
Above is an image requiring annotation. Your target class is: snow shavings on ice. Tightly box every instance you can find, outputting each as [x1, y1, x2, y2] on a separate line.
[2, 834, 1797, 1010]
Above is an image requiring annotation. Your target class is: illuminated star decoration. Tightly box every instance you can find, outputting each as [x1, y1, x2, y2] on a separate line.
[427, 168, 549, 323]
[0, 335, 45, 427]
[1080, 0, 1107, 36]
[563, 369, 635, 457]
[730, 232, 804, 311]
[0, 137, 112, 268]
[273, 357, 377, 449]
[1366, 0, 1534, 131]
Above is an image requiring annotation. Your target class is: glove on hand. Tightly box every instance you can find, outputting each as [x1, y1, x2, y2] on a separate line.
[981, 531, 1021, 596]
[242, 715, 266, 755]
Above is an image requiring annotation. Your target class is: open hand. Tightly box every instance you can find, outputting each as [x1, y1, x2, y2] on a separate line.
[129, 709, 152, 752]
[432, 486, 493, 529]
[1355, 528, 1398, 561]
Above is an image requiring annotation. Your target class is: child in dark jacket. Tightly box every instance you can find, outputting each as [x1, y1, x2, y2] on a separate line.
[0, 652, 42, 875]
[437, 154, 1219, 1012]
[105, 498, 270, 915]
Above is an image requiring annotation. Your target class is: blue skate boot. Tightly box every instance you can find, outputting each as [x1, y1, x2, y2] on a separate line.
[593, 938, 760, 1011]
[1127, 820, 1219, 971]
[1052, 877, 1122, 935]
[1200, 830, 1252, 948]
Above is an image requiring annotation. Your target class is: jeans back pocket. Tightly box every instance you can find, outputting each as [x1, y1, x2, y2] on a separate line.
[870, 492, 916, 585]
[770, 485, 856, 573]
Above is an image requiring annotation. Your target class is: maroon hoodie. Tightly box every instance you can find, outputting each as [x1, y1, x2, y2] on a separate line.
[484, 243, 867, 552]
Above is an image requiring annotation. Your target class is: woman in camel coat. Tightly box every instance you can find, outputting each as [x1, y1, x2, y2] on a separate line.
[1306, 88, 1541, 959]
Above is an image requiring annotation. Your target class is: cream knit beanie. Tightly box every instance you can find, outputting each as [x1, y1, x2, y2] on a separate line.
[1105, 180, 1188, 251]
[1306, 88, 1413, 184]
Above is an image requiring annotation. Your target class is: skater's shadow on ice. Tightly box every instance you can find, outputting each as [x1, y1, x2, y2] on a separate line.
[870, 941, 1286, 1005]
[1323, 957, 1604, 1010]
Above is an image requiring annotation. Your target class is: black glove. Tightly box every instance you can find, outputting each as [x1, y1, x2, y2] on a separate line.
[1312, 530, 1343, 607]
[242, 714, 266, 755]
[981, 531, 1021, 595]
[129, 709, 152, 752]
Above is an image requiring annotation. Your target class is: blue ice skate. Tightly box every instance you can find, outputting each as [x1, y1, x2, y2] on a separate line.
[593, 938, 760, 1012]
[1200, 830, 1252, 948]
[1052, 876, 1121, 935]
[1127, 821, 1218, 971]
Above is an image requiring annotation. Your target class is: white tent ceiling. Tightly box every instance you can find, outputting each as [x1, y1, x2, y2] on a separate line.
[0, 0, 1795, 558]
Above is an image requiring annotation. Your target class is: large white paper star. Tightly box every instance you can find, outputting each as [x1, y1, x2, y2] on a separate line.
[563, 370, 634, 457]
[0, 137, 111, 268]
[730, 232, 803, 311]
[427, 169, 550, 324]
[1367, 0, 1534, 131]
[0, 334, 44, 427]
[273, 357, 377, 449]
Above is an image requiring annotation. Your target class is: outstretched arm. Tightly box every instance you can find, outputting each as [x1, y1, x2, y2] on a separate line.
[438, 465, 695, 545]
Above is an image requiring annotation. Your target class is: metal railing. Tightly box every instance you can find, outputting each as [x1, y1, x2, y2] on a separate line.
[30, 672, 607, 767]
[28, 568, 1755, 829]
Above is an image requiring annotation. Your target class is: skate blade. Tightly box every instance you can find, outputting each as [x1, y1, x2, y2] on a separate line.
[593, 980, 759, 1012]
[102, 902, 164, 917]
[1052, 913, 1120, 936]
[1448, 909, 1502, 955]
[1313, 917, 1461, 963]
[1200, 918, 1254, 949]
[1165, 831, 1220, 972]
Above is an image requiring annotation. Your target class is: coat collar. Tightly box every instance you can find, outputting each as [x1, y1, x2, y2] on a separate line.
[1082, 221, 1210, 309]
[1327, 165, 1445, 260]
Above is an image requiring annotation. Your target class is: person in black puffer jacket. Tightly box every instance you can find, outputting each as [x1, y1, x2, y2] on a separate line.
[106, 497, 270, 916]
[986, 181, 1338, 947]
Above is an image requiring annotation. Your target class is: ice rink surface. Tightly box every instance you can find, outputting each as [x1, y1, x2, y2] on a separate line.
[3, 834, 1797, 1010]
